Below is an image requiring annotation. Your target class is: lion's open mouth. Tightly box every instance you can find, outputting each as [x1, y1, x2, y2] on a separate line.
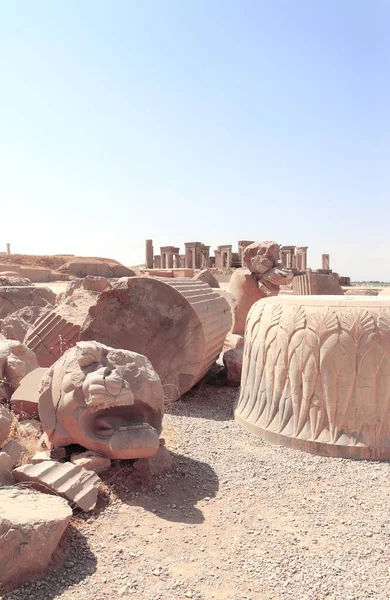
[88, 404, 157, 439]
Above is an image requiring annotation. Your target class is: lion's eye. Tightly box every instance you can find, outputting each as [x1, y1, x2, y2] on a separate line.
[103, 368, 112, 378]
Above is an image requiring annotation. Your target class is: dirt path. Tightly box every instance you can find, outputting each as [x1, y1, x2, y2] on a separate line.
[5, 386, 390, 600]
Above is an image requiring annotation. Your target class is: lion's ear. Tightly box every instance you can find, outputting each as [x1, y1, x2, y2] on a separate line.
[76, 342, 105, 368]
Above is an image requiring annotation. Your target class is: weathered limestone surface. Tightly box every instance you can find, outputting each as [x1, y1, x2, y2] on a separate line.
[11, 367, 48, 418]
[38, 342, 164, 459]
[0, 451, 13, 485]
[25, 280, 110, 367]
[0, 487, 71, 589]
[235, 295, 390, 459]
[0, 305, 50, 342]
[223, 348, 243, 386]
[193, 269, 220, 288]
[292, 273, 344, 295]
[228, 241, 293, 335]
[80, 278, 232, 400]
[1, 440, 26, 468]
[0, 286, 55, 320]
[13, 461, 101, 511]
[58, 260, 135, 278]
[71, 451, 112, 473]
[0, 276, 31, 287]
[0, 340, 39, 402]
[0, 405, 13, 447]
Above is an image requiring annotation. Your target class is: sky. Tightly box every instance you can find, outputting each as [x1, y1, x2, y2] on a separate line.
[1, 0, 389, 280]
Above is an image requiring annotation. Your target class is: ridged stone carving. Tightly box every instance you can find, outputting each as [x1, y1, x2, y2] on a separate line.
[235, 296, 390, 459]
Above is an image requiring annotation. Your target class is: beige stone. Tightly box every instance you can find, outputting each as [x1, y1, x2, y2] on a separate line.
[1, 440, 26, 467]
[235, 295, 390, 459]
[223, 333, 244, 351]
[13, 460, 101, 511]
[0, 339, 39, 402]
[0, 275, 32, 286]
[292, 273, 344, 295]
[223, 347, 243, 386]
[24, 279, 108, 367]
[1, 306, 51, 342]
[71, 451, 112, 473]
[0, 405, 13, 447]
[18, 419, 42, 437]
[134, 445, 173, 476]
[31, 450, 54, 464]
[193, 269, 220, 288]
[0, 451, 13, 485]
[0, 286, 55, 320]
[38, 341, 164, 459]
[63, 276, 111, 298]
[80, 278, 232, 400]
[58, 259, 135, 278]
[0, 487, 71, 589]
[228, 241, 293, 335]
[10, 367, 48, 418]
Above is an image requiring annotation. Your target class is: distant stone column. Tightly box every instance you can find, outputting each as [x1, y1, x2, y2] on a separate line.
[167, 250, 174, 269]
[296, 247, 308, 271]
[154, 255, 161, 269]
[226, 247, 232, 268]
[322, 254, 330, 270]
[145, 240, 153, 269]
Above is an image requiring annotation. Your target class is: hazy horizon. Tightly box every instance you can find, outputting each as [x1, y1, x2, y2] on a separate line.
[1, 1, 389, 281]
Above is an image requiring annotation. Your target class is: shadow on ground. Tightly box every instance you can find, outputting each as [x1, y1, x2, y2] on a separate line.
[167, 383, 239, 421]
[3, 525, 97, 599]
[100, 451, 219, 525]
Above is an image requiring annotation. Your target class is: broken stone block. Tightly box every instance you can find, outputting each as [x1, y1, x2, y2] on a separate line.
[1, 440, 27, 467]
[10, 367, 47, 418]
[0, 487, 71, 590]
[0, 451, 13, 485]
[0, 339, 39, 402]
[223, 347, 243, 386]
[292, 272, 344, 295]
[133, 445, 173, 477]
[223, 332, 244, 352]
[0, 285, 55, 320]
[1, 305, 50, 342]
[0, 405, 13, 447]
[192, 269, 220, 288]
[31, 450, 54, 464]
[24, 279, 109, 367]
[64, 276, 111, 298]
[71, 451, 112, 473]
[18, 419, 42, 438]
[80, 277, 232, 401]
[13, 460, 102, 511]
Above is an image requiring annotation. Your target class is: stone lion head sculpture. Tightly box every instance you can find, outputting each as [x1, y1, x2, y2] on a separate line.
[38, 341, 164, 459]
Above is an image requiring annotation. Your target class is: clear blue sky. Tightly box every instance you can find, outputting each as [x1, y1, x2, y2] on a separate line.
[1, 1, 388, 280]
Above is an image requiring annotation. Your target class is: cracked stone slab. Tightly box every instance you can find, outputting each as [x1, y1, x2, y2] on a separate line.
[0, 487, 71, 590]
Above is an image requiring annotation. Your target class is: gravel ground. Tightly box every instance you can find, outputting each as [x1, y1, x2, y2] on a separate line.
[4, 385, 390, 600]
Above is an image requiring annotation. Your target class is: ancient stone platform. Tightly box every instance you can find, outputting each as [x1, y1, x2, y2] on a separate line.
[235, 295, 390, 459]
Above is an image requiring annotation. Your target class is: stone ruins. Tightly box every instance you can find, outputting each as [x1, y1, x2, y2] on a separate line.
[0, 240, 388, 593]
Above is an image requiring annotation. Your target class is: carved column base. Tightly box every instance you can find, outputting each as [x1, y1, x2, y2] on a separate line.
[235, 296, 390, 460]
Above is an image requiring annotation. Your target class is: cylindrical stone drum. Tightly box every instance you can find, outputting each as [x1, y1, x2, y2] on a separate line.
[235, 296, 390, 459]
[80, 278, 232, 401]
